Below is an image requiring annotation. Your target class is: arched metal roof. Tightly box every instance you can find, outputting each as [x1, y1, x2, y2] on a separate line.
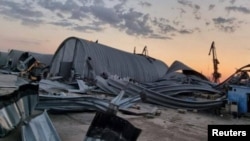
[49, 36, 168, 82]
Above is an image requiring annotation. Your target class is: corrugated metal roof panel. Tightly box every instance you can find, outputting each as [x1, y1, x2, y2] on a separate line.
[0, 84, 38, 137]
[21, 111, 61, 141]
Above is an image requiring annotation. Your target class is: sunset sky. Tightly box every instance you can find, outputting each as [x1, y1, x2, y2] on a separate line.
[0, 0, 250, 82]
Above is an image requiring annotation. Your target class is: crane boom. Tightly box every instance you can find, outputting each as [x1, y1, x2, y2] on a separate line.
[208, 41, 221, 83]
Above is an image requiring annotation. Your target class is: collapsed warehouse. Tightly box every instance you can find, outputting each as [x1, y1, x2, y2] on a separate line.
[1, 36, 249, 141]
[0, 49, 53, 80]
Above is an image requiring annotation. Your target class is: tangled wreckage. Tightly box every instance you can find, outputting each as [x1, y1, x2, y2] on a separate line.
[0, 36, 249, 140]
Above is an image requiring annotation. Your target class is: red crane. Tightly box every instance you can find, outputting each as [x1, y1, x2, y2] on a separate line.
[208, 41, 221, 83]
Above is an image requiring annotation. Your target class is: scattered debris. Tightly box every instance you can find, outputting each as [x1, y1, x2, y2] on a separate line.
[177, 109, 187, 114]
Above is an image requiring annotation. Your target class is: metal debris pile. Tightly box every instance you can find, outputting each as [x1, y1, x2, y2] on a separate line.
[94, 60, 225, 111]
[0, 80, 142, 141]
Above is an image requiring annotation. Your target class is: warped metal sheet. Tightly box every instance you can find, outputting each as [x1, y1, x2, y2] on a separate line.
[0, 103, 21, 137]
[96, 76, 120, 95]
[36, 92, 140, 113]
[110, 93, 141, 110]
[148, 84, 221, 94]
[159, 73, 214, 87]
[107, 79, 138, 96]
[39, 79, 75, 92]
[36, 94, 110, 112]
[166, 60, 208, 80]
[0, 84, 38, 137]
[117, 95, 141, 109]
[21, 111, 61, 141]
[140, 89, 225, 110]
[105, 77, 225, 110]
[68, 79, 93, 93]
[167, 60, 194, 74]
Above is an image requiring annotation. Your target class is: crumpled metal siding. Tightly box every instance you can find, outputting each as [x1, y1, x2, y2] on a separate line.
[50, 37, 168, 82]
[0, 84, 38, 137]
[98, 77, 225, 110]
[0, 103, 21, 137]
[21, 111, 61, 141]
[166, 60, 208, 80]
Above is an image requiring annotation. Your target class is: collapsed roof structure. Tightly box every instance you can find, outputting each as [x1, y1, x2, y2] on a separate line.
[216, 64, 250, 89]
[1, 49, 53, 71]
[0, 49, 53, 80]
[49, 36, 168, 82]
[165, 60, 209, 81]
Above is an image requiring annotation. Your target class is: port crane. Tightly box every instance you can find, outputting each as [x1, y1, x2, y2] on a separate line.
[208, 41, 221, 83]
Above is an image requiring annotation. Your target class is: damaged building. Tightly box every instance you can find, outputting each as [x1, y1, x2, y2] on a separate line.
[49, 36, 168, 82]
[1, 36, 244, 141]
[0, 49, 53, 80]
[0, 49, 52, 71]
[45, 36, 225, 111]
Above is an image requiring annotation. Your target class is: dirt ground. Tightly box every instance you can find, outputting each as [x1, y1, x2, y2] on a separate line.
[2, 102, 250, 141]
[49, 106, 250, 141]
